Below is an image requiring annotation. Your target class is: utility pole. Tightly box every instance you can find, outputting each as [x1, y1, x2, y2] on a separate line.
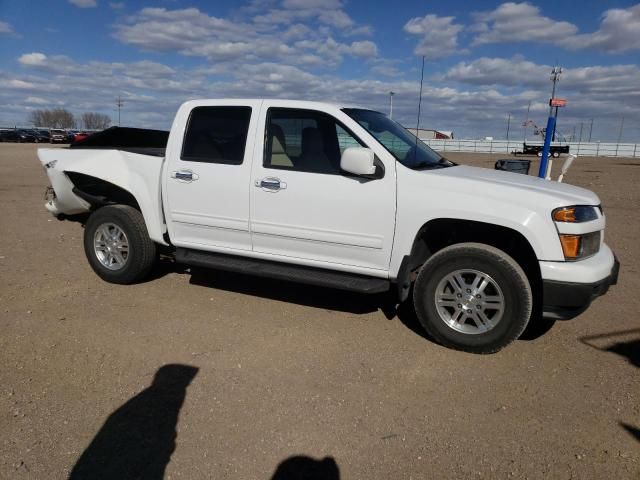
[588, 118, 593, 142]
[572, 125, 576, 142]
[506, 112, 511, 141]
[548, 66, 562, 117]
[389, 91, 395, 119]
[116, 96, 124, 126]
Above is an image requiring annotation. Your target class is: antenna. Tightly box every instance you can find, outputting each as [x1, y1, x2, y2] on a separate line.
[414, 55, 425, 163]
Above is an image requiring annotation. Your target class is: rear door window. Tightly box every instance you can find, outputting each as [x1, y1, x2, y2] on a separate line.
[181, 106, 252, 164]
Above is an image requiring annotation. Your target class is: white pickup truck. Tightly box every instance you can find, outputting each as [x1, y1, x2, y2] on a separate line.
[38, 99, 619, 353]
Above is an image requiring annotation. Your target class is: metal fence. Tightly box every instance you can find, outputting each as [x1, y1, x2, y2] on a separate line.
[421, 139, 640, 158]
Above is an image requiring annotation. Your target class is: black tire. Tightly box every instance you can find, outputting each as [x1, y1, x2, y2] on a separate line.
[413, 243, 532, 354]
[552, 151, 560, 158]
[83, 205, 157, 284]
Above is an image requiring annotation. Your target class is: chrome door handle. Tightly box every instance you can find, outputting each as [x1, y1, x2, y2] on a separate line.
[255, 177, 287, 192]
[171, 170, 199, 182]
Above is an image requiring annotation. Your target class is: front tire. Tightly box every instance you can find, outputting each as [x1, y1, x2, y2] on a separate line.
[413, 243, 532, 354]
[83, 205, 157, 284]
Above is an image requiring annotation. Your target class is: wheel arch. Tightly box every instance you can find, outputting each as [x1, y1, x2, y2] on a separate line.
[65, 170, 168, 245]
[396, 218, 541, 304]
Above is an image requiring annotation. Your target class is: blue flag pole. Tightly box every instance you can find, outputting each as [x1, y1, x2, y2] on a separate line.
[538, 116, 556, 178]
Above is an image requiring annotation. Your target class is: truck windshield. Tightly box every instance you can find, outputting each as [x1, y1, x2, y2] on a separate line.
[342, 108, 454, 170]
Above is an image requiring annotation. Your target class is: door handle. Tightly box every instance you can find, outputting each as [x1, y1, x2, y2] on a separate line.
[255, 177, 287, 192]
[171, 170, 199, 182]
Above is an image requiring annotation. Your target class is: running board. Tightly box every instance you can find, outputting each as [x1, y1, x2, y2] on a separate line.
[175, 248, 390, 294]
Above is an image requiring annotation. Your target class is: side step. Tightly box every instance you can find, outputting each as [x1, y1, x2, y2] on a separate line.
[175, 248, 390, 294]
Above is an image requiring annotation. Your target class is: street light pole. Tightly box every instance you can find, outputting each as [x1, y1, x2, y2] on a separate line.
[506, 112, 511, 141]
[389, 91, 395, 119]
[617, 116, 625, 143]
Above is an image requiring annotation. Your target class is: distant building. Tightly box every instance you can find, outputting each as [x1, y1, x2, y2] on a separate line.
[406, 128, 453, 140]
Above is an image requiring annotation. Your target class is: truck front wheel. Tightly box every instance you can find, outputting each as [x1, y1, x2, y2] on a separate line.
[83, 205, 157, 284]
[413, 243, 532, 354]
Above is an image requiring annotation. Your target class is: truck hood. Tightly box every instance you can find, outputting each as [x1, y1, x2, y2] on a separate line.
[425, 165, 600, 208]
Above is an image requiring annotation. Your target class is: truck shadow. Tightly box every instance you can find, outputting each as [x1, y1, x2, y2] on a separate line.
[68, 364, 199, 480]
[186, 266, 552, 344]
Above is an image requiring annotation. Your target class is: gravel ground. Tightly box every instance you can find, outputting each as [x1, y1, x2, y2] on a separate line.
[1, 143, 638, 479]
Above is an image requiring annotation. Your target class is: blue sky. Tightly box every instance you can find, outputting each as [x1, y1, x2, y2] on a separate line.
[1, 0, 639, 141]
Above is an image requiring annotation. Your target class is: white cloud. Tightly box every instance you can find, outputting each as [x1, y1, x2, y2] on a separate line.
[113, 6, 377, 65]
[404, 14, 464, 59]
[564, 4, 640, 53]
[25, 96, 49, 105]
[68, 0, 98, 8]
[471, 2, 578, 46]
[18, 52, 48, 67]
[470, 2, 640, 54]
[0, 20, 14, 35]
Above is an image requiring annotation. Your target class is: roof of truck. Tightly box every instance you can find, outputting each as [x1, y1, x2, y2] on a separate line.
[182, 98, 364, 111]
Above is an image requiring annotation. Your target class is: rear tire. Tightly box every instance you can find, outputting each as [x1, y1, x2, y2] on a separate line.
[83, 205, 157, 284]
[413, 243, 532, 354]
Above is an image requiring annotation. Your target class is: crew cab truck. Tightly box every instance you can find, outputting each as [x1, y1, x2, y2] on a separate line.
[38, 99, 619, 353]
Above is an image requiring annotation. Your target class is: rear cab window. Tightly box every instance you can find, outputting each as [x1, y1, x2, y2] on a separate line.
[181, 106, 252, 164]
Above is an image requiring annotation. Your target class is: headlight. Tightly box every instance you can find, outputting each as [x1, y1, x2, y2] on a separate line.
[558, 231, 601, 261]
[552, 206, 598, 222]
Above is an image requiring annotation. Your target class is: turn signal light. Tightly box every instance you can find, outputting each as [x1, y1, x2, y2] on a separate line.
[559, 234, 581, 259]
[559, 231, 601, 260]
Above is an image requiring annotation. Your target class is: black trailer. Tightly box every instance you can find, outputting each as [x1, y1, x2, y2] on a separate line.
[512, 142, 570, 158]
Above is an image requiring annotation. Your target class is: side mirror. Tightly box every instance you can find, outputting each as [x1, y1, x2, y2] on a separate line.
[340, 147, 376, 176]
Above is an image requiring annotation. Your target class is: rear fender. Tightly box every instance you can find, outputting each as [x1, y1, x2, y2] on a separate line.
[38, 148, 167, 245]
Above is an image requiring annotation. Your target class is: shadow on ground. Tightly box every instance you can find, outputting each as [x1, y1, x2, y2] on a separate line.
[270, 455, 340, 480]
[186, 265, 554, 344]
[580, 329, 640, 368]
[68, 364, 199, 480]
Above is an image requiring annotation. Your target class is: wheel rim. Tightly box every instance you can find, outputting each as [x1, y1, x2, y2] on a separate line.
[93, 223, 129, 271]
[434, 269, 505, 335]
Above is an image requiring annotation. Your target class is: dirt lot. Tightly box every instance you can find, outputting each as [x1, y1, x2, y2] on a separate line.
[1, 143, 638, 479]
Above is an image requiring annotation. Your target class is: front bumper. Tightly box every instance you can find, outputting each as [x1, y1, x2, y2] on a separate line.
[542, 253, 619, 319]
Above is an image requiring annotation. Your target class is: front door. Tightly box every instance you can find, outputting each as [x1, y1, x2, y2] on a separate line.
[164, 101, 260, 251]
[250, 105, 396, 274]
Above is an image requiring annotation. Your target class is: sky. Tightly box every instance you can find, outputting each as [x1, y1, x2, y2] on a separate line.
[1, 0, 639, 141]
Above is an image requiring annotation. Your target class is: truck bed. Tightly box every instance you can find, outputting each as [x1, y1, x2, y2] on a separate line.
[69, 126, 169, 157]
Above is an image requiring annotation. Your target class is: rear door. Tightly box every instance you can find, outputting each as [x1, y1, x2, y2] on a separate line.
[249, 104, 396, 274]
[164, 100, 261, 251]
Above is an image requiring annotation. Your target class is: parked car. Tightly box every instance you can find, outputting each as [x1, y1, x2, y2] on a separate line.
[25, 129, 50, 143]
[49, 129, 69, 144]
[72, 132, 90, 143]
[0, 129, 36, 142]
[37, 99, 619, 353]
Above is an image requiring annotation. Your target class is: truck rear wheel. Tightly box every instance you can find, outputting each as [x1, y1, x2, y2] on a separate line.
[413, 243, 532, 354]
[83, 205, 157, 284]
